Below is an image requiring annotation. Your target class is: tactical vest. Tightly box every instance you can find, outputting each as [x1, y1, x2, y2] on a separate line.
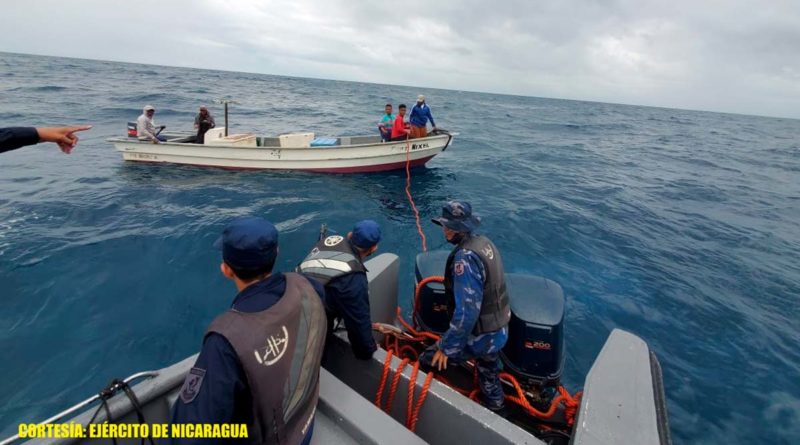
[444, 235, 511, 335]
[297, 235, 367, 285]
[206, 273, 327, 445]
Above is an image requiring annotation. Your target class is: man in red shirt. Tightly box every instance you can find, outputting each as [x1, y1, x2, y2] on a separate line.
[390, 104, 411, 141]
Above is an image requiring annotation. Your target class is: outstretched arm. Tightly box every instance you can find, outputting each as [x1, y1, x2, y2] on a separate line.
[36, 125, 92, 154]
[1, 125, 91, 154]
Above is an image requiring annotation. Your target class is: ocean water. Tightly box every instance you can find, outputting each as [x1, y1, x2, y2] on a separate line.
[1, 52, 799, 443]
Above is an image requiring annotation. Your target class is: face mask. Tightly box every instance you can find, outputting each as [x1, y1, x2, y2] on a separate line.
[447, 231, 465, 245]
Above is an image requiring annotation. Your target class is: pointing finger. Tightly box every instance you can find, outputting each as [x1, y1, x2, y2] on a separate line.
[66, 125, 92, 134]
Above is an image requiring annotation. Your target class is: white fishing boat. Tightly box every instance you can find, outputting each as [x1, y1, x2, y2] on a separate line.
[108, 125, 454, 173]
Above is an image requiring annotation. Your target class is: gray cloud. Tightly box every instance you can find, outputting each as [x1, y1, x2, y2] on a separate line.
[1, 0, 798, 118]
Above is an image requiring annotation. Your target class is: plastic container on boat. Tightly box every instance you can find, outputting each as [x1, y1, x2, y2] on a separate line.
[310, 137, 339, 147]
[279, 132, 315, 148]
[204, 127, 227, 144]
[219, 134, 257, 147]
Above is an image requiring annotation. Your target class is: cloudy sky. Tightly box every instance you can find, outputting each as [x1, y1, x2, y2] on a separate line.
[2, 0, 799, 118]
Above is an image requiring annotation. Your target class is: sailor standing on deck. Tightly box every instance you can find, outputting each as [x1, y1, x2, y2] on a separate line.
[421, 201, 511, 412]
[171, 217, 327, 445]
[298, 220, 381, 360]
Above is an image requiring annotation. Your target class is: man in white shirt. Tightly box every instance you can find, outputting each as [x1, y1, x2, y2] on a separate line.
[136, 105, 166, 143]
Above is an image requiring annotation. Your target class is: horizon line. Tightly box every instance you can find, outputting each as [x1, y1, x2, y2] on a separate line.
[2, 50, 797, 122]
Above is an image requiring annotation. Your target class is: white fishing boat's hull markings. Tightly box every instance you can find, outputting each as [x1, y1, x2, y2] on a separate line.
[110, 134, 452, 173]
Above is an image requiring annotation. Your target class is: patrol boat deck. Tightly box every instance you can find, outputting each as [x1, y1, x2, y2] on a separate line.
[3, 254, 670, 445]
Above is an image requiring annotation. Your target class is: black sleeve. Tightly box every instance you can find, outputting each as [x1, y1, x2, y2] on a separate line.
[326, 273, 377, 359]
[0, 127, 40, 153]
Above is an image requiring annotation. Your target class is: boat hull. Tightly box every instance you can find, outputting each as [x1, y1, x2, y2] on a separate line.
[110, 134, 452, 173]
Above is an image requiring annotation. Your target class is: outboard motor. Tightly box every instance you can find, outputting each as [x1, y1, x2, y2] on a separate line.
[414, 252, 566, 388]
[127, 121, 138, 138]
[500, 274, 565, 388]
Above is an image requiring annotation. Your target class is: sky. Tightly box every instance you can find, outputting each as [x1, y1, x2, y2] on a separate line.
[2, 0, 799, 118]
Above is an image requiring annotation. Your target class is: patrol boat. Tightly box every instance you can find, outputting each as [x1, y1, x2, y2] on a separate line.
[2, 253, 671, 445]
[108, 125, 454, 173]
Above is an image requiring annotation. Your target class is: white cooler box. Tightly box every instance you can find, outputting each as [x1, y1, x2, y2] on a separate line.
[279, 132, 315, 148]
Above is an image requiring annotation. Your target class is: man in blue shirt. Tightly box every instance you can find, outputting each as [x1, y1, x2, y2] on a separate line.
[408, 95, 436, 139]
[172, 217, 327, 445]
[421, 201, 511, 412]
[298, 220, 381, 360]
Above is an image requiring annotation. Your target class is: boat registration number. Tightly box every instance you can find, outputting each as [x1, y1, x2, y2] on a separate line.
[131, 153, 158, 160]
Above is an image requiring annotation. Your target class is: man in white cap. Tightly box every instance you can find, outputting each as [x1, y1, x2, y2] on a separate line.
[136, 105, 166, 143]
[408, 94, 436, 139]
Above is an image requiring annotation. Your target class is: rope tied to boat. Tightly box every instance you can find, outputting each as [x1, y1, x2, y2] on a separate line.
[373, 278, 584, 435]
[404, 137, 427, 252]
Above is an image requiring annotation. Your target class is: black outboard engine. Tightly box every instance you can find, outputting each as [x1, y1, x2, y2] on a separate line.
[500, 274, 565, 388]
[414, 252, 566, 388]
[414, 250, 451, 334]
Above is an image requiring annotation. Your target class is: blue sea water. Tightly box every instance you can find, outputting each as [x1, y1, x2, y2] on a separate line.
[1, 52, 799, 443]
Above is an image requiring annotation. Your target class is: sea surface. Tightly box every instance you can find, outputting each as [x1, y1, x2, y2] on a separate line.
[1, 52, 799, 443]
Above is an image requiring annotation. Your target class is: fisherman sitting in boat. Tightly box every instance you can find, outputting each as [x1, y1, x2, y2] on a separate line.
[194, 106, 216, 144]
[422, 201, 511, 412]
[378, 103, 394, 142]
[409, 95, 436, 139]
[171, 217, 327, 445]
[298, 220, 381, 360]
[136, 105, 166, 143]
[390, 104, 411, 141]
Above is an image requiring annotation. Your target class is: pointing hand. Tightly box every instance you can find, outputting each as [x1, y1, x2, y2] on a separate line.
[36, 125, 93, 154]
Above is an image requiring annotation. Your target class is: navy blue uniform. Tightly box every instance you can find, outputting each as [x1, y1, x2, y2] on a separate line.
[325, 270, 377, 360]
[421, 249, 508, 409]
[0, 127, 39, 153]
[171, 272, 325, 445]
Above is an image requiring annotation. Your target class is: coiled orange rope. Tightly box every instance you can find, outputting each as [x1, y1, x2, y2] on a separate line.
[375, 244, 583, 434]
[412, 276, 445, 328]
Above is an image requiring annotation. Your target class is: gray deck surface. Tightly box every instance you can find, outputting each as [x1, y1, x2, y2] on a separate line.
[572, 329, 663, 445]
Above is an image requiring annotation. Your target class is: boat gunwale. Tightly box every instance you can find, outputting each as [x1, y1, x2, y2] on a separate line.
[107, 133, 452, 152]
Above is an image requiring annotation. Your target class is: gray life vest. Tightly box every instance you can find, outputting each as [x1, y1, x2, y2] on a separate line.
[297, 235, 367, 285]
[444, 234, 511, 335]
[206, 273, 327, 445]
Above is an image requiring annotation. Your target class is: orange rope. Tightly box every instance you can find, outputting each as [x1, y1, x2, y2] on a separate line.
[404, 138, 427, 252]
[499, 372, 582, 426]
[376, 309, 583, 431]
[412, 276, 445, 325]
[399, 345, 420, 361]
[409, 371, 435, 432]
[396, 307, 440, 342]
[406, 361, 421, 425]
[385, 358, 410, 413]
[375, 349, 394, 407]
